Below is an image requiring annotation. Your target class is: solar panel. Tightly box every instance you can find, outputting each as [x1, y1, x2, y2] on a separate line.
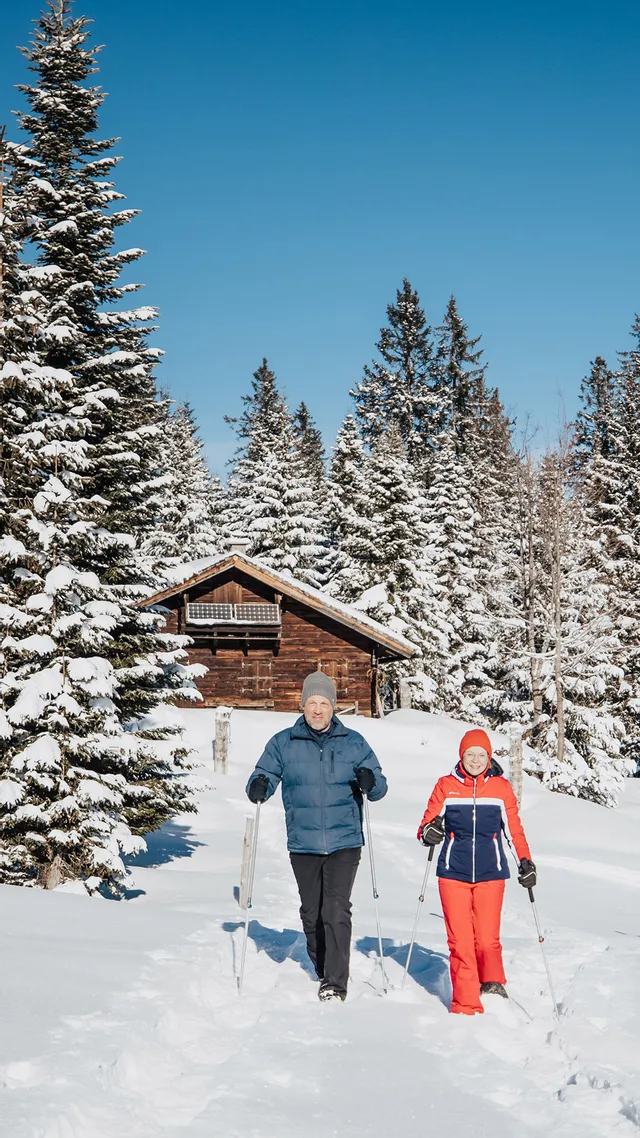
[186, 603, 234, 622]
[185, 602, 281, 626]
[235, 604, 281, 625]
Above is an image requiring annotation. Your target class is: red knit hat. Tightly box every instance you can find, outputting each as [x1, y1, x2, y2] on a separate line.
[459, 729, 492, 760]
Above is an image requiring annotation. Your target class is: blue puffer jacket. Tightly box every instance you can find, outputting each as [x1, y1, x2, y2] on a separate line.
[246, 716, 387, 855]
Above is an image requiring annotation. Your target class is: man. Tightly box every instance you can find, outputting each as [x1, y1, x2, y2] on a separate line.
[246, 670, 387, 1001]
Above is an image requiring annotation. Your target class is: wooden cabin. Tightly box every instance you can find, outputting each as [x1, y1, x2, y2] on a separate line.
[141, 552, 414, 715]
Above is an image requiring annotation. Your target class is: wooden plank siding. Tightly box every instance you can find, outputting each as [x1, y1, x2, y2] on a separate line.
[155, 567, 377, 714]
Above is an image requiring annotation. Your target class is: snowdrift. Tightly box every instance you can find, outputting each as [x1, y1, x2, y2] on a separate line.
[0, 708, 639, 1137]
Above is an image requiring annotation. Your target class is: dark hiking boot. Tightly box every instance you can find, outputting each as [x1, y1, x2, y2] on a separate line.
[480, 981, 508, 998]
[318, 983, 347, 1002]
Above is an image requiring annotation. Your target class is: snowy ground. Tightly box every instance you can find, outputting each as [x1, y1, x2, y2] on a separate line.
[1, 709, 640, 1138]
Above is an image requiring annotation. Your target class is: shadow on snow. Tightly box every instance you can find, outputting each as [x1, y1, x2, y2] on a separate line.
[125, 821, 204, 869]
[356, 935, 451, 1006]
[223, 919, 318, 979]
[222, 918, 451, 1005]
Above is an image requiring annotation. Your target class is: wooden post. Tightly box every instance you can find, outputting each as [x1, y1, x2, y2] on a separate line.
[214, 705, 232, 774]
[239, 816, 255, 908]
[399, 678, 412, 709]
[509, 727, 523, 808]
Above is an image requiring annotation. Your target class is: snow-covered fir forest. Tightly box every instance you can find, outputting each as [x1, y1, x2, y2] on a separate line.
[1, 0, 639, 896]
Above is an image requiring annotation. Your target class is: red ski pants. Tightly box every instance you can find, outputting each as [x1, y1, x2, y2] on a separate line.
[438, 878, 506, 1015]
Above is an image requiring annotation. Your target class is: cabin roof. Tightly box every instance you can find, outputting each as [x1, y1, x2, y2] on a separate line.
[141, 553, 415, 659]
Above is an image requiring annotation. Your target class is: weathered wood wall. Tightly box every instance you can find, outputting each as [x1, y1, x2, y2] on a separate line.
[156, 568, 376, 714]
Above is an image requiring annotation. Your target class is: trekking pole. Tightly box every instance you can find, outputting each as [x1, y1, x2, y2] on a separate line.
[401, 844, 435, 990]
[528, 885, 559, 1020]
[237, 802, 261, 996]
[503, 830, 558, 1020]
[362, 793, 388, 994]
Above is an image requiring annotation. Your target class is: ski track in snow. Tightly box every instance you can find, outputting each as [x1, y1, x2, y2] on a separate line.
[1, 710, 640, 1137]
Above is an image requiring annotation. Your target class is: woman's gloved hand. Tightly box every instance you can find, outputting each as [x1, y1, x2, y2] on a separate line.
[418, 817, 445, 846]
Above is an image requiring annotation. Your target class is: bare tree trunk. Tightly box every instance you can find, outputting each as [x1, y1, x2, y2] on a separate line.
[526, 465, 546, 725]
[542, 448, 570, 767]
[518, 453, 546, 729]
[552, 490, 566, 765]
[520, 435, 576, 767]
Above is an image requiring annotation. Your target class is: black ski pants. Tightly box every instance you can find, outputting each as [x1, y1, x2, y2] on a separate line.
[290, 847, 361, 993]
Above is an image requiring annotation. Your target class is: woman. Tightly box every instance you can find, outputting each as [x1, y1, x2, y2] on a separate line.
[417, 728, 536, 1015]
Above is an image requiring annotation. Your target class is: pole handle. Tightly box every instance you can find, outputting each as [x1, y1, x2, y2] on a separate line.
[418, 844, 435, 900]
[527, 887, 545, 938]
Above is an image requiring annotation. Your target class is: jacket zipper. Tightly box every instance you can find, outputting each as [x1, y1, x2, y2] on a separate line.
[472, 777, 477, 883]
[317, 733, 329, 854]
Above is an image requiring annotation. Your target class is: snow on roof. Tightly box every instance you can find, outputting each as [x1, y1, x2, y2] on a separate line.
[160, 556, 228, 587]
[150, 553, 415, 657]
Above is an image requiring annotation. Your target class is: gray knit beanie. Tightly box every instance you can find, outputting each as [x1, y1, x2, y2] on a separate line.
[301, 670, 337, 708]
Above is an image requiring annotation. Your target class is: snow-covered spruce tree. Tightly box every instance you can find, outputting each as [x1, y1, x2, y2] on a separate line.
[331, 427, 449, 709]
[0, 350, 200, 890]
[326, 415, 378, 603]
[225, 359, 291, 557]
[423, 429, 491, 718]
[483, 446, 548, 733]
[143, 402, 227, 566]
[433, 295, 489, 456]
[526, 441, 629, 806]
[612, 323, 640, 761]
[0, 4, 202, 891]
[574, 357, 628, 689]
[425, 298, 522, 721]
[473, 390, 529, 725]
[350, 280, 438, 469]
[283, 460, 332, 588]
[293, 401, 326, 490]
[9, 0, 170, 580]
[286, 401, 331, 587]
[226, 360, 329, 584]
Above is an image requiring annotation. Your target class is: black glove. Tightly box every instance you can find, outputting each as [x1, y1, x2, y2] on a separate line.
[419, 816, 445, 846]
[248, 774, 269, 804]
[355, 767, 375, 794]
[518, 858, 537, 888]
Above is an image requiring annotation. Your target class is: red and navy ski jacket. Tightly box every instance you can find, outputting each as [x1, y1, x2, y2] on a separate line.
[417, 760, 531, 883]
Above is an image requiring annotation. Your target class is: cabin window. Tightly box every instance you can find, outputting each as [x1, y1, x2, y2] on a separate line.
[241, 658, 273, 699]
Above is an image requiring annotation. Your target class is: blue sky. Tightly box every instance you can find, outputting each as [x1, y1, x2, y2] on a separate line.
[2, 0, 639, 473]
